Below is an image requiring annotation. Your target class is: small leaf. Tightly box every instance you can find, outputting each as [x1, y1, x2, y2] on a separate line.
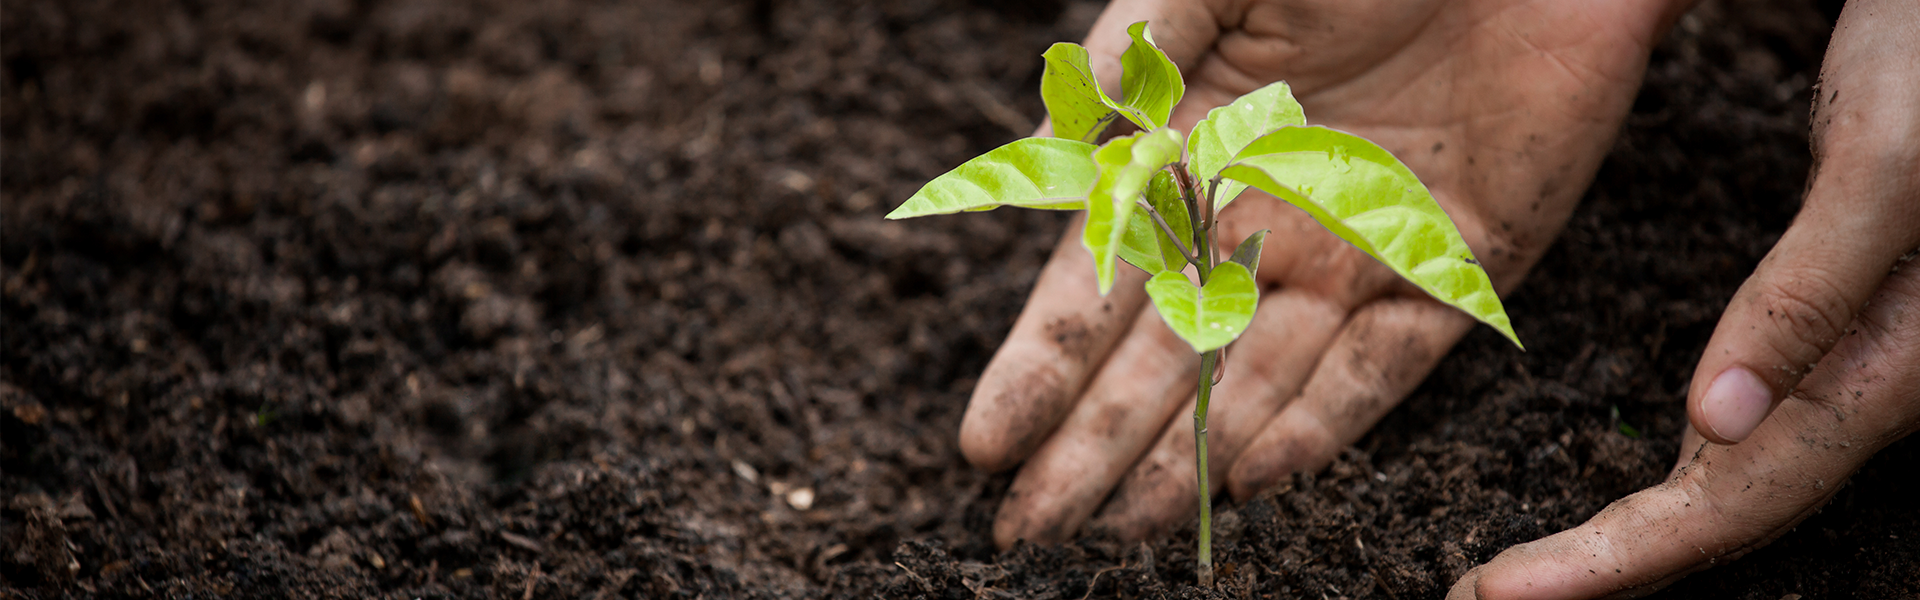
[1227, 229, 1269, 275]
[1144, 262, 1259, 353]
[1611, 405, 1644, 439]
[1219, 126, 1521, 348]
[1116, 22, 1184, 131]
[1041, 43, 1121, 143]
[1083, 128, 1185, 294]
[1145, 171, 1193, 270]
[1118, 212, 1169, 274]
[888, 137, 1099, 219]
[1618, 421, 1643, 439]
[1117, 171, 1188, 274]
[1188, 81, 1306, 210]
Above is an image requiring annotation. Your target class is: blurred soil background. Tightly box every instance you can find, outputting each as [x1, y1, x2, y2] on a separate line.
[3, 0, 1914, 597]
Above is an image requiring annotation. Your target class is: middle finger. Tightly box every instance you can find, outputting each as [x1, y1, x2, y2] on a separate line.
[1088, 285, 1348, 540]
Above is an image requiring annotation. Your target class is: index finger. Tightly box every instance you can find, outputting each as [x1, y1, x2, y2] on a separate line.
[960, 215, 1149, 471]
[960, 0, 1225, 472]
[1451, 254, 1920, 600]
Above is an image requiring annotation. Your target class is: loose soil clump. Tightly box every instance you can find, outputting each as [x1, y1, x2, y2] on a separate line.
[3, 0, 1914, 598]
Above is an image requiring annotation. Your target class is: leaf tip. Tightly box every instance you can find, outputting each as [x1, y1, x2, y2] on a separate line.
[1503, 327, 1526, 351]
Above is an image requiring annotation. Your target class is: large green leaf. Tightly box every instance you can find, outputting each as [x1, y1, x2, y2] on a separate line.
[1040, 43, 1121, 143]
[887, 137, 1099, 219]
[1187, 81, 1305, 210]
[1116, 22, 1184, 131]
[1218, 126, 1521, 348]
[1144, 261, 1259, 353]
[1083, 128, 1184, 294]
[1117, 171, 1193, 275]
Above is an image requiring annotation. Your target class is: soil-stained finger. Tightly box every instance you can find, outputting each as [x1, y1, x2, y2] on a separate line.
[1083, 287, 1346, 541]
[961, 216, 1150, 472]
[990, 308, 1196, 548]
[1454, 261, 1920, 600]
[1226, 296, 1474, 501]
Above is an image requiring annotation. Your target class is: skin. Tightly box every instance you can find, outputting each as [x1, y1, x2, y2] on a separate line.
[961, 0, 1920, 596]
[1453, 1, 1920, 597]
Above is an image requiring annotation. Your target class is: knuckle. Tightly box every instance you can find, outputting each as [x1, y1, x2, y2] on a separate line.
[1748, 269, 1855, 366]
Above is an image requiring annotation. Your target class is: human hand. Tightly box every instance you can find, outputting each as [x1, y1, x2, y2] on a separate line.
[963, 0, 1693, 547]
[1450, 0, 1920, 596]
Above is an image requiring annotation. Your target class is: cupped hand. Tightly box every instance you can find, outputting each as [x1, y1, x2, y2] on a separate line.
[962, 0, 1692, 547]
[1451, 0, 1920, 596]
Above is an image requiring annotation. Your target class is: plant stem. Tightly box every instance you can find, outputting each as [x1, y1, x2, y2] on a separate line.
[1194, 348, 1218, 588]
[1135, 200, 1199, 266]
[1180, 166, 1221, 589]
[1172, 166, 1210, 279]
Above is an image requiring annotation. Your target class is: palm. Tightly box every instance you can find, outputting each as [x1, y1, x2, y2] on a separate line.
[1180, 0, 1670, 291]
[966, 0, 1684, 546]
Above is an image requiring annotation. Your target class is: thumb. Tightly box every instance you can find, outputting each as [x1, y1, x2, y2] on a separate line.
[1687, 198, 1918, 444]
[1448, 253, 1920, 600]
[1688, 0, 1920, 445]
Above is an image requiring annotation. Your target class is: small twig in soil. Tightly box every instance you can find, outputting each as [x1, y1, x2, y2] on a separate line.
[896, 562, 934, 594]
[522, 563, 542, 600]
[1080, 560, 1131, 600]
[1370, 568, 1401, 600]
[89, 469, 121, 521]
[501, 531, 544, 553]
[409, 494, 434, 527]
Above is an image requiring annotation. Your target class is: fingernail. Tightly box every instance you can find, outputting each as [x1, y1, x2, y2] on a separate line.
[1701, 366, 1774, 443]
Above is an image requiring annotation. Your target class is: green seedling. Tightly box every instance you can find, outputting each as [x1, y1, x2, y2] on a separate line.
[1611, 405, 1643, 439]
[889, 22, 1521, 587]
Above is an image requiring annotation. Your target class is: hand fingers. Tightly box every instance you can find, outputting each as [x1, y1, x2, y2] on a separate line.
[962, 0, 1233, 475]
[1079, 0, 1224, 92]
[1227, 296, 1475, 500]
[1451, 258, 1920, 600]
[1687, 0, 1920, 445]
[1671, 426, 1706, 477]
[961, 216, 1149, 472]
[990, 307, 1197, 548]
[1082, 286, 1348, 540]
[1686, 200, 1918, 444]
[1005, 197, 1402, 542]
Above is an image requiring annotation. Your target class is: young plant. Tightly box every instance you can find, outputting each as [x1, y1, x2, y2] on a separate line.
[889, 23, 1521, 587]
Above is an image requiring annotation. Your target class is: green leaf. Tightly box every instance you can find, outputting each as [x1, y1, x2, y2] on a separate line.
[1227, 229, 1269, 275]
[1116, 22, 1184, 131]
[1041, 43, 1121, 143]
[1187, 81, 1306, 210]
[1219, 126, 1522, 348]
[888, 137, 1099, 219]
[1145, 171, 1194, 270]
[1117, 212, 1168, 273]
[1144, 261, 1259, 353]
[1083, 128, 1185, 294]
[1117, 171, 1193, 274]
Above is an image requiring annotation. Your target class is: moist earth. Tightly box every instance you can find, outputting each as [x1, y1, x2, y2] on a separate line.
[3, 0, 1915, 598]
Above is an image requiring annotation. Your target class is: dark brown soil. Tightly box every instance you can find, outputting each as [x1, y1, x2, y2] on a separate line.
[3, 0, 1914, 598]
